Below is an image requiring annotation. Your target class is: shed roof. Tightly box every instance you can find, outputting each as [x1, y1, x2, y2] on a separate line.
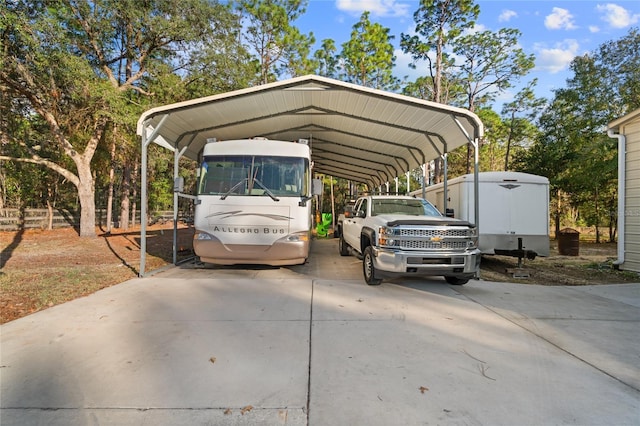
[137, 74, 483, 188]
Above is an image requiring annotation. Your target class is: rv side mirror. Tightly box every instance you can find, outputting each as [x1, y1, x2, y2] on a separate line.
[174, 177, 184, 193]
[445, 208, 455, 218]
[312, 179, 323, 195]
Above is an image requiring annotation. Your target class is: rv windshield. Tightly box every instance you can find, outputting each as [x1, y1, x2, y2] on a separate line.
[198, 155, 309, 197]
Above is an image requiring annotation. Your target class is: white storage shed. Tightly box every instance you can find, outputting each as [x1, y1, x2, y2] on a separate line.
[608, 108, 640, 274]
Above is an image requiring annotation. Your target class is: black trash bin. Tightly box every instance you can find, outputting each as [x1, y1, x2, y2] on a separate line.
[557, 228, 580, 256]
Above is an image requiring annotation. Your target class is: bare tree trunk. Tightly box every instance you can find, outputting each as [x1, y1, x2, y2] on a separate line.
[46, 199, 53, 230]
[120, 164, 131, 230]
[77, 160, 96, 238]
[106, 138, 116, 232]
[0, 167, 5, 215]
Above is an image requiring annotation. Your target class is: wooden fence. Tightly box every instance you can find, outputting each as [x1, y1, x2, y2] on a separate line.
[0, 208, 184, 231]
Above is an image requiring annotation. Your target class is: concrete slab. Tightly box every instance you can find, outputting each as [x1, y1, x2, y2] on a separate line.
[1, 238, 639, 425]
[309, 278, 640, 426]
[1, 275, 312, 425]
[456, 281, 640, 391]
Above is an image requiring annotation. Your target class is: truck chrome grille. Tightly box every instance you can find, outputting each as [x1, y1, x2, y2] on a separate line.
[401, 240, 469, 250]
[391, 226, 474, 251]
[397, 228, 470, 238]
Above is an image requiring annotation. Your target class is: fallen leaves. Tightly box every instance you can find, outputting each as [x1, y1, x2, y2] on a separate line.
[419, 386, 429, 394]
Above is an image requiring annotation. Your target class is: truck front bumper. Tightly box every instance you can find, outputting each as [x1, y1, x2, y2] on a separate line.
[371, 247, 481, 278]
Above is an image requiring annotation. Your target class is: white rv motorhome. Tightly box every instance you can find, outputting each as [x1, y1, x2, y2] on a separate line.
[411, 172, 550, 258]
[193, 139, 316, 266]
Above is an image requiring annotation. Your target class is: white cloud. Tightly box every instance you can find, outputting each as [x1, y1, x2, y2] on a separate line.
[534, 39, 580, 74]
[596, 3, 640, 28]
[335, 0, 410, 17]
[544, 7, 578, 30]
[394, 48, 422, 80]
[589, 25, 600, 33]
[498, 10, 517, 23]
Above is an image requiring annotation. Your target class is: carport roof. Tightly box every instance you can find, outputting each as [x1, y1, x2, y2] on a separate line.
[137, 74, 483, 188]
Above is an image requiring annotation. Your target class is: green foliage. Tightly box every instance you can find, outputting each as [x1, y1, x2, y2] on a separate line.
[238, 0, 314, 83]
[453, 28, 535, 112]
[313, 39, 339, 78]
[400, 0, 480, 103]
[339, 11, 399, 90]
[1, 0, 254, 236]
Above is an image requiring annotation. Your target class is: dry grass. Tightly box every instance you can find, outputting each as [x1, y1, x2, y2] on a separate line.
[1, 224, 194, 323]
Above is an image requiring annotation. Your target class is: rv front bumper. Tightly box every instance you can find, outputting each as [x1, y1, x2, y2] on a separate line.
[371, 247, 481, 277]
[193, 230, 310, 266]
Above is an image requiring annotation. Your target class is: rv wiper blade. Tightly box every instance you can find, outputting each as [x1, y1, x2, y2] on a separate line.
[252, 178, 280, 202]
[220, 178, 248, 200]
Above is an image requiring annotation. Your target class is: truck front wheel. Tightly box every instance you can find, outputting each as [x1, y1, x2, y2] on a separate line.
[363, 246, 382, 285]
[445, 276, 469, 285]
[339, 234, 350, 256]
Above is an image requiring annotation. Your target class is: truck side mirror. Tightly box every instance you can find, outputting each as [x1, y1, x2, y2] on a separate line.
[445, 208, 455, 218]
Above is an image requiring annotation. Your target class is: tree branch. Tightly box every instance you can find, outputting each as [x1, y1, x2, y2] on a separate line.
[0, 155, 79, 187]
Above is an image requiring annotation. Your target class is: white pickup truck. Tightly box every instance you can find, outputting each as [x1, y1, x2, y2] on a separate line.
[340, 195, 481, 285]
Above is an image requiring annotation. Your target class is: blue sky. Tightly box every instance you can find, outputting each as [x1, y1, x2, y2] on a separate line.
[295, 0, 640, 109]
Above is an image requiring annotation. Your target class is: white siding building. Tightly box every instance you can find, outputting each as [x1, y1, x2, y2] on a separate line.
[609, 108, 640, 274]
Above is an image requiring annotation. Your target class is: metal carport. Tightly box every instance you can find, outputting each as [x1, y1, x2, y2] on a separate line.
[136, 74, 484, 275]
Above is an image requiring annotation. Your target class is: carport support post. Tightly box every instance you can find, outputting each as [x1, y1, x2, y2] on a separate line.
[442, 153, 448, 214]
[473, 137, 480, 236]
[140, 128, 150, 277]
[173, 146, 188, 265]
[139, 114, 169, 277]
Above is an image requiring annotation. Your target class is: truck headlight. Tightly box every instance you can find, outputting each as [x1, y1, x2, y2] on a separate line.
[378, 226, 398, 247]
[468, 227, 478, 249]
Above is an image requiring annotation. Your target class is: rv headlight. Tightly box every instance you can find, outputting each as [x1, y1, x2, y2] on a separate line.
[195, 232, 213, 240]
[282, 231, 310, 243]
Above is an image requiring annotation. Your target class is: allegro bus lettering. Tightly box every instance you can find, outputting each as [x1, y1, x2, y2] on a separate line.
[211, 226, 287, 234]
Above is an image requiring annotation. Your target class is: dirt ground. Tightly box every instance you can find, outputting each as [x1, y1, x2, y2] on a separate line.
[480, 240, 639, 285]
[1, 226, 638, 324]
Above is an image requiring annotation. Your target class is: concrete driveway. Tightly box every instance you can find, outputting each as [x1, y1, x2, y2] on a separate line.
[1, 239, 639, 425]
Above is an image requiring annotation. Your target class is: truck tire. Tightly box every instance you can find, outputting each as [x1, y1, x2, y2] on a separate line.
[445, 276, 469, 285]
[363, 246, 382, 285]
[339, 234, 350, 256]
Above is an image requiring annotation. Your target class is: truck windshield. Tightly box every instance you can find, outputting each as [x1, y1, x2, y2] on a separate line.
[197, 155, 308, 197]
[371, 199, 442, 217]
